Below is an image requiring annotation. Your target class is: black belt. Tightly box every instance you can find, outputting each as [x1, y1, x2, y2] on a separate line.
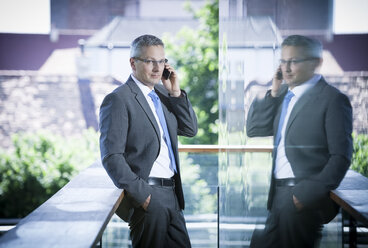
[275, 178, 300, 187]
[147, 177, 175, 187]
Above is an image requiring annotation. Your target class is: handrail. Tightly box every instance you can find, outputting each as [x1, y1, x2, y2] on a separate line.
[178, 144, 273, 153]
[0, 161, 124, 247]
[330, 170, 368, 246]
[331, 170, 368, 226]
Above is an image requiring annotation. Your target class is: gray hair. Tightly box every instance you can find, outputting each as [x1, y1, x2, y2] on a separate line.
[282, 35, 323, 58]
[130, 34, 164, 58]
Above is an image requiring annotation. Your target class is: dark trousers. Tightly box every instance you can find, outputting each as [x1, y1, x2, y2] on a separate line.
[129, 184, 191, 248]
[250, 186, 324, 248]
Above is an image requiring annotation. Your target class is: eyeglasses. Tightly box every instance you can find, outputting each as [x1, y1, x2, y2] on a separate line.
[134, 57, 168, 66]
[279, 58, 317, 66]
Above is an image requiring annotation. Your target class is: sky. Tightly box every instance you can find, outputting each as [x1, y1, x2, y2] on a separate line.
[333, 0, 368, 34]
[0, 0, 50, 34]
[0, 0, 367, 34]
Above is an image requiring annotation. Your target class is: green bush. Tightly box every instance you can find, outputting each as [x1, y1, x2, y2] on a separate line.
[180, 153, 217, 215]
[351, 133, 368, 177]
[0, 129, 99, 218]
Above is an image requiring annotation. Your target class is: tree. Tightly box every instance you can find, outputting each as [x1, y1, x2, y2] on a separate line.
[351, 133, 368, 177]
[164, 0, 219, 144]
[0, 130, 99, 218]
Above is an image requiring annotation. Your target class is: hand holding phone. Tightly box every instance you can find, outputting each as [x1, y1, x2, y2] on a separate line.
[276, 69, 283, 80]
[161, 64, 180, 97]
[271, 66, 283, 97]
[162, 68, 171, 80]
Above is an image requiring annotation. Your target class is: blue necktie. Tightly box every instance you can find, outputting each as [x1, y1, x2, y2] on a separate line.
[148, 90, 177, 173]
[275, 91, 294, 146]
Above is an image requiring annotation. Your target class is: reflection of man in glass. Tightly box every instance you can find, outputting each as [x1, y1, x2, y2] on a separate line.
[247, 35, 353, 247]
[99, 34, 197, 247]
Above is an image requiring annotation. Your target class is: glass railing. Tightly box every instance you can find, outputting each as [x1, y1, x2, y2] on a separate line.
[218, 150, 272, 247]
[101, 145, 344, 248]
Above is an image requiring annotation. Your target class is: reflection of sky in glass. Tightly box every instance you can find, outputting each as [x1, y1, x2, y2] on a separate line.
[0, 0, 367, 34]
[334, 0, 368, 34]
[0, 0, 50, 34]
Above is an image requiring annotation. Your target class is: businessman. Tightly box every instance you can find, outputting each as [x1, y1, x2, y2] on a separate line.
[247, 35, 353, 247]
[99, 34, 197, 247]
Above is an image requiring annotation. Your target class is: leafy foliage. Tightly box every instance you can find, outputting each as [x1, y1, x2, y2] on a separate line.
[351, 133, 368, 177]
[180, 153, 217, 214]
[0, 129, 99, 218]
[0, 129, 215, 217]
[164, 0, 219, 144]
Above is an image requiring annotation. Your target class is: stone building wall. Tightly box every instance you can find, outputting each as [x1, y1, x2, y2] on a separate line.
[242, 74, 368, 136]
[326, 74, 368, 134]
[0, 75, 120, 149]
[0, 73, 367, 149]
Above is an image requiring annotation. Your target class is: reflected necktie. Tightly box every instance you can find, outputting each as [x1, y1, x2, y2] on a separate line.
[275, 91, 294, 146]
[148, 90, 177, 173]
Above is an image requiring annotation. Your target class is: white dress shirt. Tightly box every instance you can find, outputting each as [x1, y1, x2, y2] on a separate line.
[274, 74, 321, 179]
[131, 75, 174, 178]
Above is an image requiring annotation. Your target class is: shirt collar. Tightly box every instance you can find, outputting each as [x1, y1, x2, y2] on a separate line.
[131, 74, 153, 97]
[290, 74, 321, 98]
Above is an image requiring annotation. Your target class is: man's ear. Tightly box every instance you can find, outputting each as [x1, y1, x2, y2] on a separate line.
[130, 58, 136, 71]
[314, 57, 323, 71]
[317, 57, 323, 67]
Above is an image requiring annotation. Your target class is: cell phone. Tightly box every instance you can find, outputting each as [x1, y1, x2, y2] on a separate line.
[163, 68, 171, 80]
[276, 70, 283, 80]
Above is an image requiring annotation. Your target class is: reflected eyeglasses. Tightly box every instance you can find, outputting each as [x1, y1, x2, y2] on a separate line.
[134, 57, 168, 66]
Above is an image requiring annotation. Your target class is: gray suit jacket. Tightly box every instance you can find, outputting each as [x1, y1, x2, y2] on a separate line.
[99, 76, 198, 221]
[247, 77, 353, 223]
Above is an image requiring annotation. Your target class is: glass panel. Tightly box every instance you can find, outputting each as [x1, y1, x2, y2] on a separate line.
[218, 152, 272, 246]
[219, 0, 278, 246]
[219, 0, 341, 247]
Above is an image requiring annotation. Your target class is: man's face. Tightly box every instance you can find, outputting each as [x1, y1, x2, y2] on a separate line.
[280, 46, 321, 89]
[130, 45, 165, 89]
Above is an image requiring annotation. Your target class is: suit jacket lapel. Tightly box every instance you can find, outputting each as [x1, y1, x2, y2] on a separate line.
[126, 78, 161, 141]
[285, 78, 326, 132]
